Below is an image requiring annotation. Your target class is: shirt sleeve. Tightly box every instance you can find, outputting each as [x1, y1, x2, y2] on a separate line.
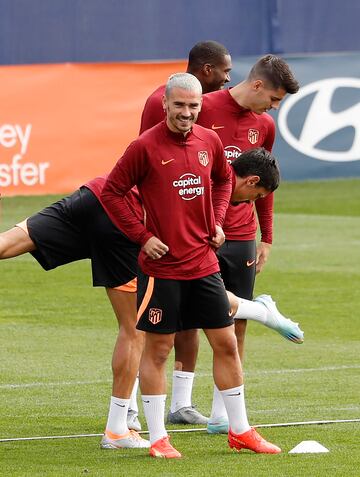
[210, 135, 232, 227]
[255, 192, 273, 244]
[263, 115, 276, 152]
[139, 93, 166, 134]
[255, 115, 276, 244]
[101, 141, 153, 246]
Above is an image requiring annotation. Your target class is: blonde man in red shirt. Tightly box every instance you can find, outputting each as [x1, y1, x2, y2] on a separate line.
[101, 72, 282, 458]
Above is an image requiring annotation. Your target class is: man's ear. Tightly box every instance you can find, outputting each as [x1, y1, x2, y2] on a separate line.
[247, 175, 260, 186]
[162, 95, 166, 111]
[202, 63, 212, 76]
[253, 79, 263, 91]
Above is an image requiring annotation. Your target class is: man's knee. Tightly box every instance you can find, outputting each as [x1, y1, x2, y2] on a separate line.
[207, 327, 238, 356]
[144, 334, 174, 366]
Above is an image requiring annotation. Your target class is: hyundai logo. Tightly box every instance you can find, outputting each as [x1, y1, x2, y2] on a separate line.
[278, 78, 360, 162]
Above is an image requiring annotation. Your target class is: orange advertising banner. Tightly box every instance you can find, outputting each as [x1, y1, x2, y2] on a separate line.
[0, 61, 186, 196]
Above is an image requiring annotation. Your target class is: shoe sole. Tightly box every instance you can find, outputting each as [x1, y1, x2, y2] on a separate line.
[150, 452, 181, 458]
[207, 425, 229, 434]
[229, 440, 281, 454]
[167, 418, 208, 425]
[229, 444, 280, 454]
[150, 451, 181, 458]
[100, 439, 150, 449]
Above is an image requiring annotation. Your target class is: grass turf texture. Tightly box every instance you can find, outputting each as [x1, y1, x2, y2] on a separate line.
[1, 179, 359, 476]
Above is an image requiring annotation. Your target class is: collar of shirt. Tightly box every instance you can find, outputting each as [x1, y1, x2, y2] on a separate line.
[161, 120, 193, 144]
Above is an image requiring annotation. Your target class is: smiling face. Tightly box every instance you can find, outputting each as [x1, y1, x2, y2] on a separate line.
[163, 87, 202, 135]
[202, 54, 232, 93]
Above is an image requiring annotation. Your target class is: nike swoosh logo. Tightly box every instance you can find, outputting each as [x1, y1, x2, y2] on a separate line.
[161, 159, 175, 165]
[246, 260, 256, 267]
[115, 403, 126, 407]
[143, 400, 150, 403]
[211, 124, 225, 130]
[227, 392, 241, 396]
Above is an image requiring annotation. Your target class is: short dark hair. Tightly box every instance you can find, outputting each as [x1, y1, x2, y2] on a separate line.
[188, 41, 230, 71]
[248, 54, 299, 94]
[231, 147, 280, 192]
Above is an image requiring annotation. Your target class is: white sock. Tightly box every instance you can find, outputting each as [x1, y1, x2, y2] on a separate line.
[142, 394, 167, 444]
[170, 371, 194, 413]
[105, 396, 130, 436]
[210, 384, 228, 421]
[129, 376, 139, 413]
[233, 297, 267, 324]
[220, 385, 251, 435]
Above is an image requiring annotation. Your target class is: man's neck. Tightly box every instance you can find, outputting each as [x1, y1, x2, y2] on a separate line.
[229, 82, 248, 108]
[166, 121, 191, 137]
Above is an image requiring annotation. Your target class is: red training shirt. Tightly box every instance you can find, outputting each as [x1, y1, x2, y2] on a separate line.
[198, 89, 275, 243]
[101, 121, 232, 280]
[139, 86, 276, 244]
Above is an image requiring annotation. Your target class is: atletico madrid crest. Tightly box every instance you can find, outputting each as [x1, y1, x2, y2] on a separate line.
[198, 151, 209, 166]
[148, 308, 162, 325]
[248, 129, 259, 144]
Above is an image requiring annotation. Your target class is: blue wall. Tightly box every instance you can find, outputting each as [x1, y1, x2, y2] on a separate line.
[1, 0, 360, 65]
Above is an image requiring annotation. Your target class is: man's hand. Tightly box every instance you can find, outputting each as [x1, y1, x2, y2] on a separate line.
[142, 236, 169, 260]
[209, 225, 225, 249]
[256, 241, 272, 274]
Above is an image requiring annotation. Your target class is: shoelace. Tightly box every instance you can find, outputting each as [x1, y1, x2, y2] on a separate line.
[129, 430, 143, 440]
[251, 429, 263, 443]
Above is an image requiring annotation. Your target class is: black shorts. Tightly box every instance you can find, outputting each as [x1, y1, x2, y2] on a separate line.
[136, 271, 233, 334]
[217, 240, 256, 300]
[27, 187, 140, 288]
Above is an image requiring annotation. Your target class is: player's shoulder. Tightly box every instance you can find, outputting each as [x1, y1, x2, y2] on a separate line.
[202, 89, 228, 107]
[192, 123, 222, 144]
[123, 124, 163, 162]
[261, 112, 275, 127]
[138, 121, 164, 143]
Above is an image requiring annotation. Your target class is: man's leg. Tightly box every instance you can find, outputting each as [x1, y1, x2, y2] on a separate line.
[128, 375, 140, 430]
[207, 318, 243, 433]
[203, 325, 242, 386]
[207, 241, 255, 432]
[229, 291, 304, 344]
[0, 225, 36, 258]
[101, 287, 149, 449]
[174, 329, 199, 372]
[167, 329, 208, 425]
[139, 331, 181, 458]
[208, 290, 304, 434]
[107, 288, 143, 398]
[209, 240, 303, 434]
[234, 319, 247, 363]
[204, 326, 281, 454]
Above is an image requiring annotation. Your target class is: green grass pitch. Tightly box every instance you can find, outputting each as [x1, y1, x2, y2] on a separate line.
[1, 179, 360, 476]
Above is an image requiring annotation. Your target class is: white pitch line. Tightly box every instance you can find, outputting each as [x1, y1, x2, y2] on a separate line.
[255, 418, 360, 428]
[0, 379, 111, 390]
[250, 364, 360, 376]
[1, 364, 359, 390]
[0, 419, 359, 443]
